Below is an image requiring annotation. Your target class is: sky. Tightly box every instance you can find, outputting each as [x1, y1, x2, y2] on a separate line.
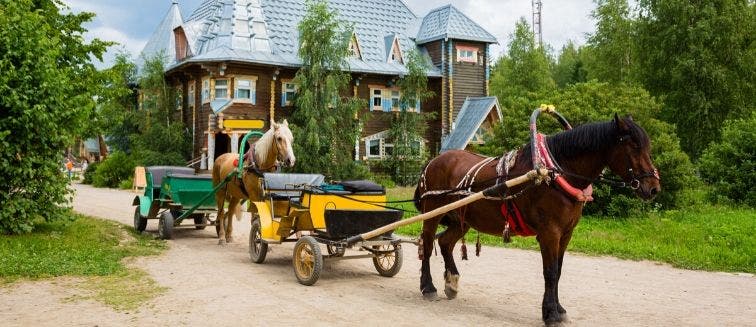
[61, 0, 598, 68]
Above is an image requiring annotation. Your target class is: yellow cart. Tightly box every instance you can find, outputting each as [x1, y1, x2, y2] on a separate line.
[249, 173, 403, 285]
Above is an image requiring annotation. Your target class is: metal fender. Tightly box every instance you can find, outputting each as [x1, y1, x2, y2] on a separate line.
[133, 196, 153, 217]
[250, 201, 277, 242]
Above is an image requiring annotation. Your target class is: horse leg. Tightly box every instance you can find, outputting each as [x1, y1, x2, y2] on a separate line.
[438, 223, 469, 300]
[555, 230, 574, 317]
[225, 197, 240, 243]
[215, 190, 227, 246]
[537, 230, 563, 324]
[420, 217, 441, 300]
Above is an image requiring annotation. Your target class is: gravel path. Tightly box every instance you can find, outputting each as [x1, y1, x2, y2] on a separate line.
[1, 183, 754, 326]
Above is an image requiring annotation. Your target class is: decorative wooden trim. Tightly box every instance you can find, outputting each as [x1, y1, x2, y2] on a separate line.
[270, 79, 275, 122]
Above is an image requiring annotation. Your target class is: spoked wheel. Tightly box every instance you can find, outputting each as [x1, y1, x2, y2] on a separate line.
[158, 211, 174, 240]
[326, 244, 345, 257]
[293, 236, 323, 286]
[372, 243, 403, 277]
[193, 214, 207, 230]
[249, 218, 268, 263]
[133, 207, 147, 233]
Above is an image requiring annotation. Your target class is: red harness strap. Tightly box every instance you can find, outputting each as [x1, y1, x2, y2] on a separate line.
[500, 201, 536, 236]
[535, 133, 594, 202]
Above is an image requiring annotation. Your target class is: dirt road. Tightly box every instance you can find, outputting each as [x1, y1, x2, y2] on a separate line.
[1, 183, 754, 326]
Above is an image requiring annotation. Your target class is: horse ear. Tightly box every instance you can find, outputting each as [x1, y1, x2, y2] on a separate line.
[614, 113, 629, 132]
[283, 119, 289, 126]
[625, 114, 634, 122]
[271, 119, 279, 130]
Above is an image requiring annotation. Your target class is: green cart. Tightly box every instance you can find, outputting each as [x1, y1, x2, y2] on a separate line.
[132, 166, 220, 239]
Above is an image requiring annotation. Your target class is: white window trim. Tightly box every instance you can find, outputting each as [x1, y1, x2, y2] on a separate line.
[233, 75, 257, 104]
[361, 130, 426, 160]
[370, 87, 383, 111]
[281, 80, 298, 107]
[214, 78, 229, 100]
[456, 46, 479, 64]
[201, 78, 210, 104]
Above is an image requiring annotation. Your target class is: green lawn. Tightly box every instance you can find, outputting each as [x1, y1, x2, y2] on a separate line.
[387, 188, 756, 273]
[0, 214, 168, 310]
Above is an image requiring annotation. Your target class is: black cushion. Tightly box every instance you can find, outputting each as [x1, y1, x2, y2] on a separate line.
[147, 166, 196, 187]
[337, 180, 385, 193]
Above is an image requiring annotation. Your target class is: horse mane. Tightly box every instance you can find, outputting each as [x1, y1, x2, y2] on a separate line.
[520, 118, 649, 162]
[253, 127, 275, 163]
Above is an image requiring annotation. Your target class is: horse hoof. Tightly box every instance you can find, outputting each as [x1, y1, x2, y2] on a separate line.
[422, 292, 439, 301]
[444, 286, 458, 300]
[218, 239, 227, 246]
[226, 236, 234, 243]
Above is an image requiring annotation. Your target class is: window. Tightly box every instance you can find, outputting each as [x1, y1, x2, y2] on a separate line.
[457, 46, 478, 64]
[235, 77, 256, 104]
[175, 87, 183, 111]
[214, 79, 229, 99]
[391, 90, 400, 111]
[202, 79, 210, 103]
[188, 82, 195, 106]
[349, 33, 362, 59]
[371, 89, 382, 111]
[383, 143, 394, 156]
[281, 81, 298, 106]
[367, 139, 380, 157]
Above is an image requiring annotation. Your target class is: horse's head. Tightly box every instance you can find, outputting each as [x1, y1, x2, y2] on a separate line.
[606, 114, 661, 200]
[272, 119, 296, 168]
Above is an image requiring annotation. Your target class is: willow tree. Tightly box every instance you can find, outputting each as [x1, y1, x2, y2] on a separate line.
[387, 50, 435, 185]
[290, 0, 366, 179]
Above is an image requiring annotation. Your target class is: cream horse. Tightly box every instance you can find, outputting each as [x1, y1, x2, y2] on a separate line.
[212, 119, 295, 245]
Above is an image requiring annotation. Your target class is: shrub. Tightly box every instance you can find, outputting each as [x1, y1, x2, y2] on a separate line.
[92, 152, 136, 188]
[698, 112, 756, 206]
[82, 162, 100, 185]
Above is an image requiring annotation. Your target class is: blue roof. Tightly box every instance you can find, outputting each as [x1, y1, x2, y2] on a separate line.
[143, 1, 496, 76]
[416, 5, 497, 44]
[441, 97, 501, 152]
[139, 2, 184, 70]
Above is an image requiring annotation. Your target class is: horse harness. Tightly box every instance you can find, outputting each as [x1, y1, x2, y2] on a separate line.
[232, 140, 280, 198]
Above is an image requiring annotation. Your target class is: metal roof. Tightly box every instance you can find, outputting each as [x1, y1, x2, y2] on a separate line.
[441, 96, 501, 152]
[142, 0, 496, 76]
[415, 5, 497, 44]
[139, 1, 184, 70]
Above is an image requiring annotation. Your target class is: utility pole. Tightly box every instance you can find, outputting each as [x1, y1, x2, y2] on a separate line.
[532, 0, 543, 47]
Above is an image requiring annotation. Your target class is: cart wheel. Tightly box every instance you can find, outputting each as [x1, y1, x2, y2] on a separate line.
[372, 244, 403, 277]
[326, 244, 345, 257]
[193, 214, 207, 230]
[249, 218, 268, 263]
[158, 211, 174, 240]
[133, 207, 147, 233]
[293, 236, 323, 286]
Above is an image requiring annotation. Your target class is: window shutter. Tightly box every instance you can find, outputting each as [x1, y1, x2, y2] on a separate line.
[251, 90, 256, 105]
[281, 91, 287, 107]
[415, 99, 421, 112]
[382, 95, 391, 112]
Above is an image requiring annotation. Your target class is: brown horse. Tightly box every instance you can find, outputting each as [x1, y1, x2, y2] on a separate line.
[414, 115, 660, 324]
[212, 120, 295, 245]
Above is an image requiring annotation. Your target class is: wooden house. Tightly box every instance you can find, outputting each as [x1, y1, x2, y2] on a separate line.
[141, 0, 498, 170]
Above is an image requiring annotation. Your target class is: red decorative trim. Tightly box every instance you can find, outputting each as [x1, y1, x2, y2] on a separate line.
[536, 133, 594, 202]
[501, 202, 535, 236]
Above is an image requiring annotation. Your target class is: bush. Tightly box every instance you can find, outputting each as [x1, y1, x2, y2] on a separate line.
[82, 162, 100, 185]
[118, 177, 133, 190]
[92, 152, 136, 188]
[698, 112, 756, 206]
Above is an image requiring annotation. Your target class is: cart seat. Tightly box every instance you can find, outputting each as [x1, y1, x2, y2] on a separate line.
[263, 173, 325, 200]
[146, 166, 196, 198]
[168, 173, 212, 180]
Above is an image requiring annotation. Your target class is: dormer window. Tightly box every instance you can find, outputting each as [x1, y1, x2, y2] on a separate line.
[456, 45, 479, 64]
[214, 79, 229, 99]
[386, 34, 403, 64]
[173, 27, 192, 62]
[349, 33, 362, 59]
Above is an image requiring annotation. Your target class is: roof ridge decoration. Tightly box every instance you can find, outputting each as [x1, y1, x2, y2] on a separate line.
[139, 1, 184, 69]
[194, 0, 272, 56]
[416, 4, 497, 44]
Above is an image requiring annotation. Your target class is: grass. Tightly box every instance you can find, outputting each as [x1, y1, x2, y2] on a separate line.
[0, 214, 167, 310]
[386, 188, 756, 273]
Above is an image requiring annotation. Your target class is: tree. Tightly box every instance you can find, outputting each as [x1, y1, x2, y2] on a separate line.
[635, 0, 756, 157]
[487, 18, 556, 152]
[96, 51, 138, 153]
[552, 41, 589, 88]
[386, 50, 435, 185]
[584, 0, 639, 84]
[0, 0, 109, 233]
[289, 0, 366, 179]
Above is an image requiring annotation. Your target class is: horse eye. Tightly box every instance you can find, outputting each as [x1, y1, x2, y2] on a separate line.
[277, 137, 283, 142]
